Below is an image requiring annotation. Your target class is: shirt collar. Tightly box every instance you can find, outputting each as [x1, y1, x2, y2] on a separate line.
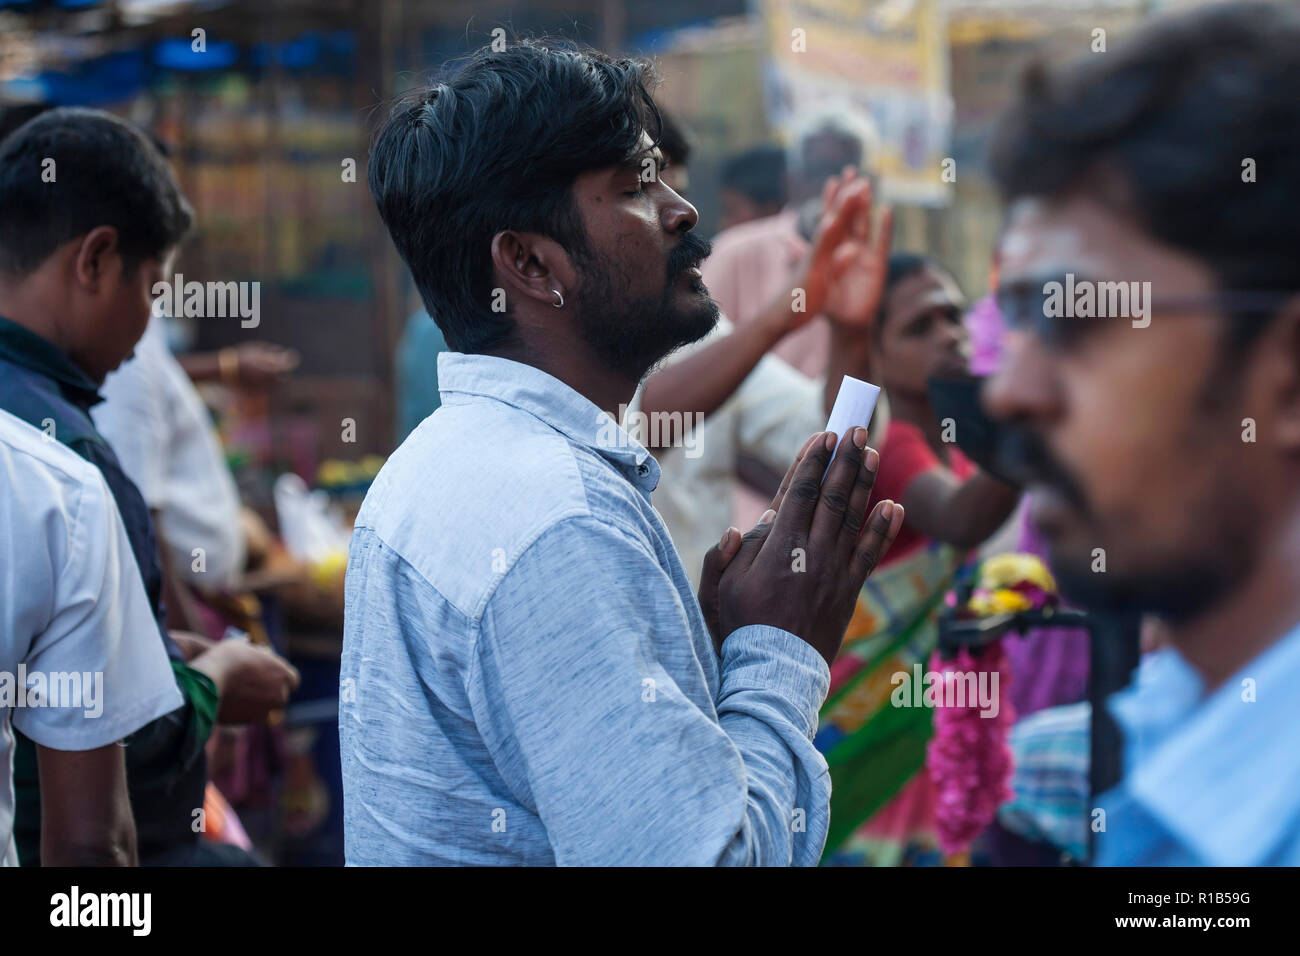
[0, 315, 103, 408]
[1107, 619, 1300, 865]
[436, 352, 660, 493]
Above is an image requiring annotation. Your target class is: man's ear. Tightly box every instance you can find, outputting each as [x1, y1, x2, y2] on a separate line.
[72, 226, 121, 293]
[490, 230, 577, 312]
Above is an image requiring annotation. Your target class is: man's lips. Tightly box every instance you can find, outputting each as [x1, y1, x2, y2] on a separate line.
[933, 352, 967, 376]
[675, 264, 705, 286]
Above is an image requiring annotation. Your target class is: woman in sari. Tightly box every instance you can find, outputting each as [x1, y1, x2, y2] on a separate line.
[818, 254, 1021, 865]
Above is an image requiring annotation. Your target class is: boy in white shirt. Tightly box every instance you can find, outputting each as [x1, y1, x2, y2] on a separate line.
[0, 409, 181, 865]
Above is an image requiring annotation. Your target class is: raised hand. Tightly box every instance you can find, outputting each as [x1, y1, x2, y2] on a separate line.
[788, 168, 893, 330]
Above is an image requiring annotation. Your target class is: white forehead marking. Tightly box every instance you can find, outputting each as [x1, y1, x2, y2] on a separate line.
[1001, 197, 1097, 273]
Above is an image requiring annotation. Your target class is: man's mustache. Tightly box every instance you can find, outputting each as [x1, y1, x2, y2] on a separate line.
[996, 426, 1089, 512]
[667, 232, 712, 281]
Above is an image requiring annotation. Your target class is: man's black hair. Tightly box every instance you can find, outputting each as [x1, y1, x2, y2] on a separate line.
[720, 144, 787, 208]
[367, 39, 664, 354]
[0, 106, 192, 275]
[989, 0, 1300, 350]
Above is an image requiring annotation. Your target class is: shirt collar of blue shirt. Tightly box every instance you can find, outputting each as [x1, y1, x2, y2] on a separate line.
[436, 351, 660, 494]
[0, 314, 103, 409]
[1107, 616, 1300, 865]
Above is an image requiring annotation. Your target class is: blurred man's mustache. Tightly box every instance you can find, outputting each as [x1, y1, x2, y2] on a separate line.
[997, 426, 1089, 512]
[667, 232, 712, 280]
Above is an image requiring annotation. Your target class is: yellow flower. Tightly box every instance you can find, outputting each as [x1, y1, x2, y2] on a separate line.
[968, 588, 1032, 617]
[978, 553, 1056, 594]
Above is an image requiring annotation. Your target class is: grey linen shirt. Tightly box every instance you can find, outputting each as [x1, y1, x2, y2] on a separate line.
[340, 352, 831, 865]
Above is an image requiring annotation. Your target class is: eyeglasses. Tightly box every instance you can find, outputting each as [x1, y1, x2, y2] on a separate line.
[995, 276, 1296, 349]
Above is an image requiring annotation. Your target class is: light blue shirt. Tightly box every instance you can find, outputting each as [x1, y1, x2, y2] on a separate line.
[1096, 620, 1300, 865]
[340, 353, 831, 865]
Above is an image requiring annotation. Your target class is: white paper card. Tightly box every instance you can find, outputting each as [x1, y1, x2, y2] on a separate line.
[823, 374, 882, 472]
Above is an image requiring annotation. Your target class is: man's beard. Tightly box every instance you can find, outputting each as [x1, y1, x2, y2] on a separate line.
[998, 423, 1258, 625]
[1047, 534, 1254, 626]
[571, 232, 719, 382]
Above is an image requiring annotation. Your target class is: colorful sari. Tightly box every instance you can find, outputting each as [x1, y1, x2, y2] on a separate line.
[817, 541, 967, 865]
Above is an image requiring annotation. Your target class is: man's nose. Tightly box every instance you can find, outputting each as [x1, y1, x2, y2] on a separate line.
[982, 331, 1059, 425]
[662, 192, 698, 234]
[939, 322, 965, 349]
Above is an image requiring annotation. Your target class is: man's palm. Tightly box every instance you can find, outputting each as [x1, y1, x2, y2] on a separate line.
[801, 173, 892, 329]
[823, 230, 889, 328]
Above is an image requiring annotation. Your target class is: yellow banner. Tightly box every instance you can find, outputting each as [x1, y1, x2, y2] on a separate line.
[760, 0, 952, 204]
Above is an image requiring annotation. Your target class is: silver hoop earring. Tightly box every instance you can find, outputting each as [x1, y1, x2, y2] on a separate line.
[551, 289, 564, 309]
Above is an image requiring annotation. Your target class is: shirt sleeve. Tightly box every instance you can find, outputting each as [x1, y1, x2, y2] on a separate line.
[732, 354, 827, 471]
[13, 464, 183, 751]
[71, 435, 178, 633]
[467, 513, 832, 866]
[640, 310, 889, 473]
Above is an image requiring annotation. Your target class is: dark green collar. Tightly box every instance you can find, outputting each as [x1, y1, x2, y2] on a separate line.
[0, 315, 103, 408]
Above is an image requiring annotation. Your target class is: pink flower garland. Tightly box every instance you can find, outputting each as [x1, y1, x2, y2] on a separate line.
[925, 642, 1016, 856]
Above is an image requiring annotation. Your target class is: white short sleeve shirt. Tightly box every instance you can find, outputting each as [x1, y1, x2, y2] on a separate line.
[0, 409, 183, 866]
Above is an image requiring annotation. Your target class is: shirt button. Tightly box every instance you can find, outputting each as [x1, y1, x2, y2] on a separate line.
[637, 463, 649, 477]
